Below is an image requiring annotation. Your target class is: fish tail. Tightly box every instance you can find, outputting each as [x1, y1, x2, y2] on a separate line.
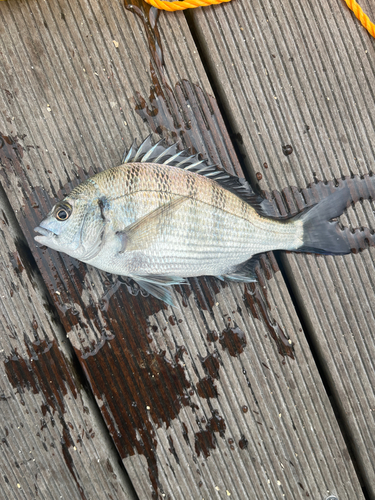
[297, 185, 351, 255]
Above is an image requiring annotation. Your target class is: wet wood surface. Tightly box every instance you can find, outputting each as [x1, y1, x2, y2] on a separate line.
[0, 185, 137, 499]
[0, 0, 373, 499]
[189, 0, 375, 496]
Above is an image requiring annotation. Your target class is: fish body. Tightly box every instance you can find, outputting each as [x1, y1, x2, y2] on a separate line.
[35, 137, 350, 304]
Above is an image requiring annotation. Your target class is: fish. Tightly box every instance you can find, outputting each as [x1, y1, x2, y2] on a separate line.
[34, 136, 351, 305]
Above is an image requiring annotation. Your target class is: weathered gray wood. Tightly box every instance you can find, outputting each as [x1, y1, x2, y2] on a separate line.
[0, 185, 137, 499]
[189, 0, 375, 496]
[0, 0, 366, 499]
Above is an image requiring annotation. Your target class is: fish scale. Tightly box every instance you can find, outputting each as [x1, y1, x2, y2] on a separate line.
[34, 137, 352, 305]
[85, 165, 299, 269]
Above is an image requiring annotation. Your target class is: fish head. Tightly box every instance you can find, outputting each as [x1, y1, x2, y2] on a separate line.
[34, 193, 107, 261]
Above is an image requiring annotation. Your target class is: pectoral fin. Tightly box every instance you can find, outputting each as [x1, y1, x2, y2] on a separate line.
[117, 196, 188, 253]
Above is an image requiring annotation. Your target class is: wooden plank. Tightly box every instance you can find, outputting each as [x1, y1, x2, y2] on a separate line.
[0, 0, 365, 499]
[188, 0, 375, 496]
[0, 185, 137, 499]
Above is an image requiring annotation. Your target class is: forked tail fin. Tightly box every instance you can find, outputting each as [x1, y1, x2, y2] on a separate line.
[297, 185, 351, 255]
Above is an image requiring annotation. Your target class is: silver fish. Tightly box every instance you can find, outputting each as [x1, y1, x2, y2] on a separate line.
[35, 137, 350, 305]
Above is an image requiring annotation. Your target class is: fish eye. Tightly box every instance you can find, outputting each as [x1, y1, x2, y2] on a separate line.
[55, 203, 72, 221]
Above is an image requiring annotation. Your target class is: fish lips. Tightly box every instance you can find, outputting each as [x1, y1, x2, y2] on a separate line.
[34, 225, 57, 245]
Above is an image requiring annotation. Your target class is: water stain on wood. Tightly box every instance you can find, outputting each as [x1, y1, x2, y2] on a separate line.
[194, 410, 226, 458]
[189, 276, 224, 314]
[125, 2, 240, 177]
[238, 435, 249, 450]
[243, 283, 294, 359]
[0, 133, 23, 168]
[12, 235, 43, 290]
[8, 250, 24, 275]
[3, 337, 89, 498]
[219, 324, 247, 357]
[199, 350, 220, 379]
[67, 285, 199, 499]
[61, 426, 88, 500]
[195, 428, 215, 458]
[282, 144, 293, 156]
[196, 376, 218, 399]
[181, 422, 189, 445]
[124, 0, 163, 67]
[207, 410, 226, 438]
[0, 132, 28, 242]
[167, 435, 180, 465]
[4, 337, 77, 411]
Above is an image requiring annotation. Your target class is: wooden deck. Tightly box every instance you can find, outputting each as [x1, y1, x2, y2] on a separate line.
[0, 0, 374, 499]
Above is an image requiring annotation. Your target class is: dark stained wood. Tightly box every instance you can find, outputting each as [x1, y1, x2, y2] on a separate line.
[0, 0, 369, 499]
[0, 184, 136, 498]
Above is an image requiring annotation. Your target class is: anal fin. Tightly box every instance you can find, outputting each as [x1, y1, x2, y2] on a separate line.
[222, 257, 258, 283]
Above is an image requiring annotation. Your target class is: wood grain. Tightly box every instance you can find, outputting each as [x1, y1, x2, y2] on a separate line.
[189, 0, 375, 496]
[0, 0, 367, 498]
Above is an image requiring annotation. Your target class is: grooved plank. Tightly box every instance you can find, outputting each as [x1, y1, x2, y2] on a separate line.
[0, 185, 136, 499]
[0, 0, 365, 499]
[189, 0, 375, 495]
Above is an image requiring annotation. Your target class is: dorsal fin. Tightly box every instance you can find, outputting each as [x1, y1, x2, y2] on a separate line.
[122, 136, 276, 217]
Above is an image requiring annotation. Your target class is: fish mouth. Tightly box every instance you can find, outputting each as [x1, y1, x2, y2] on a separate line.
[34, 226, 53, 237]
[34, 226, 57, 243]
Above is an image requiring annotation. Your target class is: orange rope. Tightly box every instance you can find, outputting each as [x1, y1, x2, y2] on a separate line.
[344, 0, 375, 38]
[143, 0, 231, 11]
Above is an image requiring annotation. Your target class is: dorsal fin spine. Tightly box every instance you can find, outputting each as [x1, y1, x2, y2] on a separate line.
[205, 171, 222, 177]
[140, 141, 161, 162]
[121, 136, 276, 217]
[122, 141, 136, 163]
[194, 164, 212, 173]
[152, 143, 177, 163]
[163, 150, 185, 165]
